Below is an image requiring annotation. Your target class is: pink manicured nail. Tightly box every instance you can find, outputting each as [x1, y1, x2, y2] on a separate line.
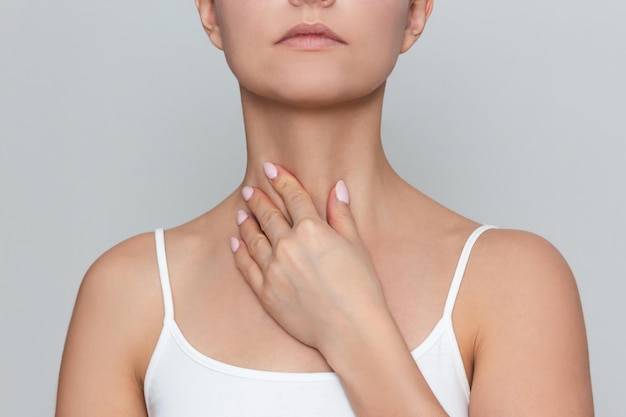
[230, 237, 240, 253]
[237, 210, 248, 225]
[242, 186, 254, 201]
[263, 162, 278, 180]
[335, 180, 350, 204]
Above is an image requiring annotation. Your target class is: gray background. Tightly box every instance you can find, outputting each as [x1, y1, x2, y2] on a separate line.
[1, 0, 624, 416]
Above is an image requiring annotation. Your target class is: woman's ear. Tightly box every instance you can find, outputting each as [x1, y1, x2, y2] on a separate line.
[400, 0, 434, 53]
[196, 0, 224, 50]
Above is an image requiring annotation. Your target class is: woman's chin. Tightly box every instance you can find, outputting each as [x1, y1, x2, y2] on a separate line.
[230, 55, 392, 110]
[243, 78, 385, 110]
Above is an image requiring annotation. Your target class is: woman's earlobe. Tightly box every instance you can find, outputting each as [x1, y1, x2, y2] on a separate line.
[399, 23, 425, 54]
[206, 26, 224, 51]
[399, 31, 420, 54]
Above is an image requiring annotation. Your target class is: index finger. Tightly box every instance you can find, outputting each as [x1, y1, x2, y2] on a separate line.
[263, 162, 319, 224]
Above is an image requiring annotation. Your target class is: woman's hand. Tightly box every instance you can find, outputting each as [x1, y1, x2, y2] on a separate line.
[230, 162, 388, 355]
[230, 163, 449, 417]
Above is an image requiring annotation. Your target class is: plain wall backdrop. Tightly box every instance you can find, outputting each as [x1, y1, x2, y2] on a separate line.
[1, 0, 624, 416]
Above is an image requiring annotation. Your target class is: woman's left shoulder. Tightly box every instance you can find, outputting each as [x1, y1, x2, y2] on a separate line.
[467, 227, 577, 292]
[461, 227, 582, 317]
[458, 226, 583, 338]
[459, 227, 592, 415]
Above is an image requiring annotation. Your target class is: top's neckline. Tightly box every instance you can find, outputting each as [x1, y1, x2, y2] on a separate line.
[163, 315, 447, 382]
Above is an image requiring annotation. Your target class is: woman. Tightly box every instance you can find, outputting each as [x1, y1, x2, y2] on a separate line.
[56, 0, 593, 416]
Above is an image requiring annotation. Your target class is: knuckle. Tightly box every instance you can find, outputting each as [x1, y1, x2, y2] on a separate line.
[273, 236, 306, 267]
[295, 217, 319, 236]
[272, 237, 292, 258]
[286, 189, 309, 207]
[274, 176, 306, 200]
[259, 209, 283, 231]
[248, 233, 267, 253]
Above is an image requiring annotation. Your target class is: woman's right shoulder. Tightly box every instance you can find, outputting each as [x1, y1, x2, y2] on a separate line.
[72, 230, 166, 351]
[79, 231, 163, 310]
[82, 211, 224, 296]
[57, 231, 165, 416]
[87, 230, 159, 277]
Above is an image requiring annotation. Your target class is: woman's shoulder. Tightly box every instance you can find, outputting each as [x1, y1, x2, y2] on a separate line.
[461, 228, 591, 414]
[463, 227, 578, 307]
[74, 231, 165, 353]
[75, 214, 225, 328]
[87, 206, 221, 276]
[79, 217, 213, 306]
[469, 227, 574, 284]
[461, 227, 583, 352]
[80, 231, 162, 307]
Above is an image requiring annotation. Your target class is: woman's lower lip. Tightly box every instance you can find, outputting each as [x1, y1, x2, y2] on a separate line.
[278, 35, 344, 49]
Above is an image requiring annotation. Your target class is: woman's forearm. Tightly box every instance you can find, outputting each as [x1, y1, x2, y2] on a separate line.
[321, 307, 449, 417]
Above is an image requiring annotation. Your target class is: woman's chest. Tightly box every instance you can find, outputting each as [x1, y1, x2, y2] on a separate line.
[170, 256, 462, 375]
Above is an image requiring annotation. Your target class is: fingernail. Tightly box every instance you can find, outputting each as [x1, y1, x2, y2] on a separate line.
[263, 162, 278, 180]
[335, 180, 350, 204]
[237, 210, 248, 225]
[242, 186, 254, 201]
[230, 237, 240, 253]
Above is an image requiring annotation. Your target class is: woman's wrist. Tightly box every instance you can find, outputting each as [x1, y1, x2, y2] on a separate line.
[319, 305, 448, 417]
[318, 302, 399, 371]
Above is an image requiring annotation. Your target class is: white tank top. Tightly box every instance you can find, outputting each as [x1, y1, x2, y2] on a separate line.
[144, 225, 495, 417]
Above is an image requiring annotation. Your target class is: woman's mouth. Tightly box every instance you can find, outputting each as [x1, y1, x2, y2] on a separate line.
[276, 23, 346, 50]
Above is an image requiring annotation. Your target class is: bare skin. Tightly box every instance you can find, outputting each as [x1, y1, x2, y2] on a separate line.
[56, 0, 593, 416]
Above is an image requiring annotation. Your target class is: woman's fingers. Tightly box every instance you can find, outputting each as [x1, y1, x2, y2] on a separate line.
[241, 186, 291, 246]
[262, 162, 319, 224]
[230, 237, 264, 295]
[236, 164, 357, 279]
[236, 208, 273, 270]
[326, 180, 361, 243]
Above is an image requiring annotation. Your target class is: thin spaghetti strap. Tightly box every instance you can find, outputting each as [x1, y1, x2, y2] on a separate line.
[443, 225, 497, 318]
[154, 228, 175, 321]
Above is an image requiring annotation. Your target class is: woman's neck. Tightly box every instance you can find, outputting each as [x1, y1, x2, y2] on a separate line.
[238, 83, 404, 232]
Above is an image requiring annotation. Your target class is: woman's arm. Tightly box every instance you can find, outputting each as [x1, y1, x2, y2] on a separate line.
[56, 235, 159, 417]
[466, 231, 593, 416]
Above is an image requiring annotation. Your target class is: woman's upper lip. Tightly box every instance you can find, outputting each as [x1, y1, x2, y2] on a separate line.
[276, 23, 346, 44]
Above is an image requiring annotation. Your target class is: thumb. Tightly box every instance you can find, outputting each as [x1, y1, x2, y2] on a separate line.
[327, 180, 360, 242]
